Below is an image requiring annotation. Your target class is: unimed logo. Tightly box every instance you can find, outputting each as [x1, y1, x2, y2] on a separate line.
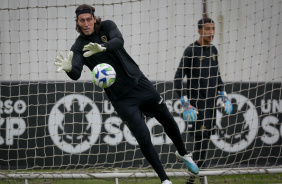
[48, 94, 102, 154]
[211, 94, 259, 152]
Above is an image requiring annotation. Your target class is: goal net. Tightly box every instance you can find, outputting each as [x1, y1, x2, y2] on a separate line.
[0, 0, 282, 183]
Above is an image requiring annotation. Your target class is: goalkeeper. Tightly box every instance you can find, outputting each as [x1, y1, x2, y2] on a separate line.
[55, 4, 198, 184]
[174, 18, 233, 184]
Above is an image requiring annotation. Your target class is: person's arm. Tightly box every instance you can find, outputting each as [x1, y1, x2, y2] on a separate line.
[212, 46, 224, 93]
[174, 58, 186, 98]
[174, 47, 197, 122]
[214, 47, 233, 114]
[174, 47, 192, 98]
[83, 20, 124, 57]
[101, 20, 124, 51]
[217, 63, 224, 93]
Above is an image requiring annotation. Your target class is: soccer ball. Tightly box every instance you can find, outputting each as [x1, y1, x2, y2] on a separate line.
[92, 63, 116, 88]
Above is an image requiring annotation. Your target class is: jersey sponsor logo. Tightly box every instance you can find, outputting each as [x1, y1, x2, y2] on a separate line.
[101, 35, 108, 42]
[48, 94, 102, 154]
[212, 54, 216, 61]
[199, 56, 204, 61]
[211, 94, 259, 152]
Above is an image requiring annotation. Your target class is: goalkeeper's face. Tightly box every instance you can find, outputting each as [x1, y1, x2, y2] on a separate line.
[199, 23, 215, 44]
[77, 13, 96, 35]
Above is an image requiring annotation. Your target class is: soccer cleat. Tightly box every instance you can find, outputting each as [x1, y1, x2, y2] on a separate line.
[175, 151, 199, 175]
[162, 179, 172, 184]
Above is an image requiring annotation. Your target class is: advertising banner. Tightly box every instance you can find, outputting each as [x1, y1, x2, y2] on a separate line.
[0, 82, 281, 169]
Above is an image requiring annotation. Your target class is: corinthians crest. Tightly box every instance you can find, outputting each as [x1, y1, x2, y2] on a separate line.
[215, 99, 250, 144]
[211, 94, 259, 152]
[57, 99, 92, 147]
[101, 35, 107, 42]
[212, 54, 216, 61]
[48, 94, 102, 154]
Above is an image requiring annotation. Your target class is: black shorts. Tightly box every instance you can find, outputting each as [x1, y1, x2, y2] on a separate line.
[111, 75, 164, 130]
[189, 99, 216, 138]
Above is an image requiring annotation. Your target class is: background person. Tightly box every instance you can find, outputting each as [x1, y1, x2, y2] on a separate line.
[174, 17, 233, 184]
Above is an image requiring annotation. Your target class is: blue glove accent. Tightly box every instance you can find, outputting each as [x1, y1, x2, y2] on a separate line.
[180, 96, 198, 122]
[224, 100, 233, 114]
[180, 96, 189, 105]
[183, 108, 197, 122]
[219, 91, 233, 114]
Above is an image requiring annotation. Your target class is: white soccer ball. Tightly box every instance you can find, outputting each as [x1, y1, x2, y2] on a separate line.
[92, 63, 116, 88]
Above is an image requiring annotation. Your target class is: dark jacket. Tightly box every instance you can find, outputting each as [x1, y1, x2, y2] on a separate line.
[67, 20, 142, 101]
[174, 41, 224, 108]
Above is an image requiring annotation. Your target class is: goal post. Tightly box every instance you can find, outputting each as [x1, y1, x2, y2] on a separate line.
[0, 0, 281, 183]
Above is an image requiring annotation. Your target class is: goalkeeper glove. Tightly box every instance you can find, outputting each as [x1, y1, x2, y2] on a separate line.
[180, 96, 198, 122]
[55, 51, 73, 72]
[83, 42, 106, 57]
[219, 91, 233, 114]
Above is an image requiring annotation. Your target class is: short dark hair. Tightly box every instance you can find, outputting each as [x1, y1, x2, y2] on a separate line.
[198, 18, 215, 29]
[75, 4, 102, 35]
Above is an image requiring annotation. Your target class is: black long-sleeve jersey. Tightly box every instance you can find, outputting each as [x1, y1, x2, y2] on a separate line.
[67, 20, 142, 101]
[174, 41, 224, 106]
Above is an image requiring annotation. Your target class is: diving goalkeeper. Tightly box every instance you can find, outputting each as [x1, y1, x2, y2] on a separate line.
[55, 4, 199, 184]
